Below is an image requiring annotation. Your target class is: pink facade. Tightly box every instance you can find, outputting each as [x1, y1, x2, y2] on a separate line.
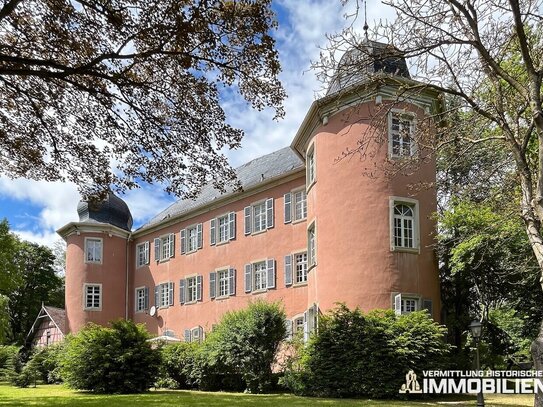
[58, 44, 443, 341]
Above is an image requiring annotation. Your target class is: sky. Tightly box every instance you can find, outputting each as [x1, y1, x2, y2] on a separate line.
[0, 0, 395, 248]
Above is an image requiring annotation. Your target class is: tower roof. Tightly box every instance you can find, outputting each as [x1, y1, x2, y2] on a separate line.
[326, 40, 410, 95]
[77, 191, 133, 231]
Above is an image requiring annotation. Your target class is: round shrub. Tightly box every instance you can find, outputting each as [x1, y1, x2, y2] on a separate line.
[61, 319, 161, 393]
[282, 304, 451, 398]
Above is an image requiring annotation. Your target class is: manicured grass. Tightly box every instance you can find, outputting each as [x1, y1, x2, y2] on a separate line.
[0, 383, 535, 406]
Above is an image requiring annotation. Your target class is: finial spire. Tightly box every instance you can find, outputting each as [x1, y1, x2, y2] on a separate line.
[363, 0, 369, 41]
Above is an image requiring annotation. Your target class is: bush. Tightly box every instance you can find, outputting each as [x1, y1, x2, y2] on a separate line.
[159, 342, 200, 389]
[0, 345, 19, 381]
[30, 343, 65, 384]
[61, 319, 161, 393]
[282, 305, 451, 398]
[201, 300, 286, 393]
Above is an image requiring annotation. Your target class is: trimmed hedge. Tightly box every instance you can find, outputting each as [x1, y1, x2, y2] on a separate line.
[281, 305, 451, 398]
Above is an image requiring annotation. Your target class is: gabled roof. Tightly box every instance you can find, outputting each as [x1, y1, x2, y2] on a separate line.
[26, 304, 66, 344]
[138, 146, 304, 231]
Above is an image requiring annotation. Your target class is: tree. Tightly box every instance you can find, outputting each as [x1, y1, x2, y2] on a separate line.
[0, 295, 10, 344]
[0, 220, 64, 344]
[319, 2, 543, 403]
[0, 0, 285, 199]
[61, 320, 161, 393]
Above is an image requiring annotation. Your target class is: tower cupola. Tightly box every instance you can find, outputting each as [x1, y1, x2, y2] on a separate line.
[77, 191, 133, 231]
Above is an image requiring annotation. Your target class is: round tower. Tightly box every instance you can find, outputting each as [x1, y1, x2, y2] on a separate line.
[293, 40, 441, 320]
[58, 192, 133, 333]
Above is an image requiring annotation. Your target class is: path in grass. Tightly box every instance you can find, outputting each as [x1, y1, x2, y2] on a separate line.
[0, 384, 535, 406]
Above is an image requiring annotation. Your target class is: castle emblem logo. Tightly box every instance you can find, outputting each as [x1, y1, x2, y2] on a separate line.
[399, 370, 422, 394]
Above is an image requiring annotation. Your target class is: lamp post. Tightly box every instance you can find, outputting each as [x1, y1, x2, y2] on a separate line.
[470, 320, 485, 407]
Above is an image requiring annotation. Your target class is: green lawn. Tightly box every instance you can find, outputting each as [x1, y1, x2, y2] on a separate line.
[0, 383, 535, 406]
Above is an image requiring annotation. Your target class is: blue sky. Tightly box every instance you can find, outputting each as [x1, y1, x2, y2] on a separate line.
[0, 0, 394, 247]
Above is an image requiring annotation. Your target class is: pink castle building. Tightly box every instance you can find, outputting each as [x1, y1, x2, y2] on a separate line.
[58, 41, 442, 342]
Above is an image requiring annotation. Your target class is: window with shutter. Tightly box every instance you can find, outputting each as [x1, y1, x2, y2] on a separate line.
[210, 218, 216, 245]
[306, 145, 316, 188]
[244, 206, 252, 235]
[136, 241, 150, 267]
[308, 222, 316, 267]
[266, 198, 274, 229]
[229, 268, 236, 295]
[253, 261, 267, 291]
[155, 234, 174, 262]
[244, 264, 252, 293]
[180, 229, 186, 254]
[184, 329, 191, 343]
[179, 279, 186, 304]
[266, 258, 276, 289]
[422, 299, 433, 316]
[228, 212, 236, 240]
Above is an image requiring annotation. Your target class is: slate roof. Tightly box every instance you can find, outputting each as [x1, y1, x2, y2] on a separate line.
[327, 40, 411, 95]
[77, 192, 133, 231]
[139, 146, 304, 231]
[43, 306, 66, 334]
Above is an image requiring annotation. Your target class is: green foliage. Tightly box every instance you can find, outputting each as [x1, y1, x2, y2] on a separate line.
[0, 295, 10, 344]
[61, 320, 161, 393]
[282, 305, 451, 398]
[159, 342, 200, 389]
[0, 345, 19, 381]
[29, 343, 65, 384]
[202, 300, 286, 393]
[0, 219, 64, 345]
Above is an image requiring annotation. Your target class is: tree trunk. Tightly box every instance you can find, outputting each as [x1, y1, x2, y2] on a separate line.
[532, 324, 543, 407]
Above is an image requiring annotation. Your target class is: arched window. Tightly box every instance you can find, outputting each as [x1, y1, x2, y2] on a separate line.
[393, 203, 414, 248]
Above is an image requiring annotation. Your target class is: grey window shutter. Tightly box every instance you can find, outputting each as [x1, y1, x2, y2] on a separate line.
[284, 254, 293, 286]
[285, 319, 293, 339]
[197, 223, 203, 249]
[144, 287, 149, 310]
[196, 275, 203, 301]
[267, 258, 276, 289]
[284, 193, 292, 224]
[179, 279, 186, 304]
[394, 293, 402, 316]
[154, 285, 159, 307]
[244, 206, 252, 235]
[229, 212, 236, 240]
[184, 329, 191, 343]
[168, 282, 174, 306]
[210, 219, 216, 246]
[168, 233, 175, 258]
[244, 264, 252, 293]
[303, 311, 309, 342]
[154, 238, 160, 261]
[422, 299, 433, 315]
[229, 268, 236, 295]
[209, 272, 217, 299]
[144, 241, 150, 264]
[180, 229, 186, 254]
[266, 198, 274, 228]
[198, 326, 204, 342]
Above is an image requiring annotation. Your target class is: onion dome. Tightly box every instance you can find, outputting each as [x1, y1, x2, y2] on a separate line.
[327, 40, 410, 95]
[77, 191, 133, 231]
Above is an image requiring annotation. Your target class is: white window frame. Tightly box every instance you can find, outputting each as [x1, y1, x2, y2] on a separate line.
[217, 214, 229, 244]
[306, 144, 316, 190]
[187, 225, 199, 253]
[160, 234, 171, 261]
[307, 221, 317, 268]
[135, 286, 146, 313]
[389, 197, 420, 253]
[83, 283, 102, 311]
[294, 252, 308, 284]
[190, 326, 203, 343]
[252, 201, 267, 233]
[136, 241, 149, 268]
[84, 237, 103, 264]
[293, 315, 305, 334]
[388, 110, 417, 158]
[293, 188, 307, 222]
[393, 293, 421, 315]
[217, 269, 230, 297]
[253, 261, 267, 291]
[186, 276, 198, 303]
